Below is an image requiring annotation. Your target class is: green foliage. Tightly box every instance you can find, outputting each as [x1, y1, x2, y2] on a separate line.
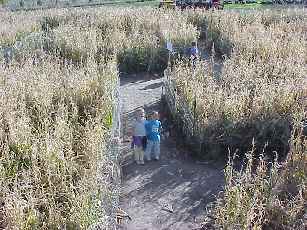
[3, 143, 32, 178]
[104, 111, 113, 129]
[118, 47, 168, 73]
[41, 17, 60, 32]
[24, 209, 39, 230]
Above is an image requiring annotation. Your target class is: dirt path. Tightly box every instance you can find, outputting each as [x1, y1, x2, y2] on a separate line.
[118, 72, 225, 230]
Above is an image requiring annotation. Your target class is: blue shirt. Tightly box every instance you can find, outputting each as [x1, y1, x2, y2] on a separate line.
[145, 120, 162, 142]
[190, 47, 199, 56]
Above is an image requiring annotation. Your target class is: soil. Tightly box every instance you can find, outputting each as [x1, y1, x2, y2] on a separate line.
[118, 73, 225, 230]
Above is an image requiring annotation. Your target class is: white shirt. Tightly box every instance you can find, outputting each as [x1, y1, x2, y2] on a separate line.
[133, 119, 146, 137]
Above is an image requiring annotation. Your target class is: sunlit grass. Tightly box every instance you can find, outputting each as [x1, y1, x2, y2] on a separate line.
[0, 6, 306, 229]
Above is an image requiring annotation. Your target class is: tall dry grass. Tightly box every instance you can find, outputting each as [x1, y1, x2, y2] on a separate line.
[43, 8, 199, 73]
[0, 9, 120, 229]
[0, 7, 200, 228]
[0, 9, 71, 46]
[168, 9, 307, 159]
[164, 8, 306, 230]
[0, 7, 198, 228]
[213, 123, 306, 229]
[0, 54, 118, 228]
[1, 6, 306, 229]
[0, 11, 40, 46]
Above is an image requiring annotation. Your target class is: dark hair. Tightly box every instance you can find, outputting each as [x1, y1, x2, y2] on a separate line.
[191, 41, 196, 46]
[150, 111, 158, 116]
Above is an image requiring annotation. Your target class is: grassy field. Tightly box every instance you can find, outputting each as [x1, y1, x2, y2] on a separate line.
[0, 6, 306, 230]
[224, 2, 266, 9]
[98, 0, 159, 7]
[4, 0, 305, 11]
[0, 7, 196, 229]
[5, 0, 159, 10]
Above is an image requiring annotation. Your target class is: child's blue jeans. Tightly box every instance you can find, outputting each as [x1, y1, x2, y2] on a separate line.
[145, 140, 160, 160]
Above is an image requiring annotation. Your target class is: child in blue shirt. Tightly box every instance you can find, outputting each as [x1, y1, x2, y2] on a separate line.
[189, 41, 199, 67]
[190, 42, 199, 58]
[145, 111, 162, 161]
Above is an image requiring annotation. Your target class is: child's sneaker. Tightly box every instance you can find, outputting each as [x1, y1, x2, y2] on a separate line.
[154, 157, 159, 161]
[140, 160, 145, 165]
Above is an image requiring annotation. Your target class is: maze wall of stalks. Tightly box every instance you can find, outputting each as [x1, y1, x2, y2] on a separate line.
[164, 9, 307, 160]
[0, 7, 201, 229]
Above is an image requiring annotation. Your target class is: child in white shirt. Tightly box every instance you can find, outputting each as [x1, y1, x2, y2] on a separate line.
[131, 108, 146, 165]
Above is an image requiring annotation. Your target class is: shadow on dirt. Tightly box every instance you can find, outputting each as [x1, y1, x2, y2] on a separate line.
[120, 135, 225, 229]
[120, 72, 163, 87]
[119, 73, 225, 229]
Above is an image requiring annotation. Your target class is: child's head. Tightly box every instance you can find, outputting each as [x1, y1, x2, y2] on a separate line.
[191, 41, 196, 47]
[136, 108, 145, 120]
[151, 111, 159, 120]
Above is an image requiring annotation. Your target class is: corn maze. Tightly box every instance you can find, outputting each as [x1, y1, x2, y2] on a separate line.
[0, 6, 306, 230]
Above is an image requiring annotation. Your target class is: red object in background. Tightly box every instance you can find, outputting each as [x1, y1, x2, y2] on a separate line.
[212, 0, 223, 8]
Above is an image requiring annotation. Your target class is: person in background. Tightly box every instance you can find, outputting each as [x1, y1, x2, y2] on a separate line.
[189, 41, 199, 67]
[205, 0, 212, 9]
[131, 108, 146, 165]
[145, 111, 162, 161]
[160, 111, 172, 140]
